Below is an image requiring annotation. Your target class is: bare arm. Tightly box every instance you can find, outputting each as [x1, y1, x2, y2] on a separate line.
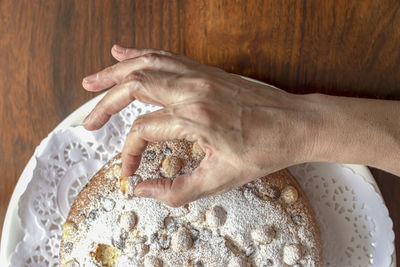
[305, 93, 400, 175]
[82, 45, 400, 206]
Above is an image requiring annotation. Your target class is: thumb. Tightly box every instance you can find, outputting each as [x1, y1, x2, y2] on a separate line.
[134, 167, 206, 207]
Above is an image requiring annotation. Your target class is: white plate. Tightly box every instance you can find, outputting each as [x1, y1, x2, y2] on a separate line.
[0, 93, 104, 266]
[0, 78, 396, 266]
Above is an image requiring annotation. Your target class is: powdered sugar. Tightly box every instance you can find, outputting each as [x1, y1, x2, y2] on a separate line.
[60, 142, 321, 266]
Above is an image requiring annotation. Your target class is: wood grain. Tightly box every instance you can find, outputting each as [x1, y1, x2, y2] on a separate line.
[0, 0, 399, 263]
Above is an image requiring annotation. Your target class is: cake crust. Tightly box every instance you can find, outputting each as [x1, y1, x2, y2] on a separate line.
[60, 140, 322, 266]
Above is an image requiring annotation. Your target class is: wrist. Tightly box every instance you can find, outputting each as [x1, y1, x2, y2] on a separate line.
[302, 93, 400, 174]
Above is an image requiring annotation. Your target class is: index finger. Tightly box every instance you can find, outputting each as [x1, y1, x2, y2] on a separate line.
[82, 52, 190, 92]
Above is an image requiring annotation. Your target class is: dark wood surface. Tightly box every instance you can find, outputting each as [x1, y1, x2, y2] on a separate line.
[1, 0, 399, 263]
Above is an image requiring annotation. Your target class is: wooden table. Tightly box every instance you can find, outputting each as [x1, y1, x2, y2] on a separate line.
[1, 0, 399, 264]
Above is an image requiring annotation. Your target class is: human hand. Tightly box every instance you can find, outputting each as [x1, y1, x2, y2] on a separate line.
[82, 45, 321, 206]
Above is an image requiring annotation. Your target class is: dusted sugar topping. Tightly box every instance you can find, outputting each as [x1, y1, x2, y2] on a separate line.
[60, 140, 322, 266]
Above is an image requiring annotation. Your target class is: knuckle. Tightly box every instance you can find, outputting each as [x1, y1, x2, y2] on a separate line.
[196, 77, 214, 92]
[98, 66, 110, 81]
[186, 102, 213, 125]
[124, 80, 138, 101]
[124, 71, 146, 83]
[127, 72, 147, 88]
[143, 52, 162, 65]
[157, 49, 173, 56]
[191, 102, 208, 114]
[131, 115, 148, 133]
[145, 49, 173, 57]
[101, 64, 120, 81]
[123, 72, 148, 101]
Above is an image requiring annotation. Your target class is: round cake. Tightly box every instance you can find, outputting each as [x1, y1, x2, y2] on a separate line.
[60, 140, 322, 266]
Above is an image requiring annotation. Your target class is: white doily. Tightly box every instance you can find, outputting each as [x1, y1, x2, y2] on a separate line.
[10, 101, 394, 267]
[289, 164, 394, 267]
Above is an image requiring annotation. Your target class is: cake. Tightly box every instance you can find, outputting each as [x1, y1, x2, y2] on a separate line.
[60, 140, 322, 266]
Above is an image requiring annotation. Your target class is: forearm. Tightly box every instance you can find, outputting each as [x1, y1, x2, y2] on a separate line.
[304, 94, 400, 176]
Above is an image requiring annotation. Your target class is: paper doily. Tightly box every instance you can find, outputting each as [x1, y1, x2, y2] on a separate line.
[10, 101, 394, 267]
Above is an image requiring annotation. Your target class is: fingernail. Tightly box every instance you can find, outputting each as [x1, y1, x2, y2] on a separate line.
[83, 112, 92, 125]
[113, 45, 126, 54]
[83, 73, 98, 84]
[135, 189, 151, 198]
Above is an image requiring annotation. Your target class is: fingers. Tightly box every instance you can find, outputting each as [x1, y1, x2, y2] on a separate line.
[82, 50, 189, 92]
[121, 108, 201, 176]
[134, 166, 207, 207]
[83, 70, 194, 131]
[83, 81, 136, 130]
[111, 45, 173, 61]
[111, 45, 201, 66]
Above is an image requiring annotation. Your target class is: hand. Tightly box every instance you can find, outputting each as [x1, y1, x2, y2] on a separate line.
[81, 45, 326, 206]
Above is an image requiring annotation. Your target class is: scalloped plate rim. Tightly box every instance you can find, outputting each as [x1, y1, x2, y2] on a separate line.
[1, 77, 396, 267]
